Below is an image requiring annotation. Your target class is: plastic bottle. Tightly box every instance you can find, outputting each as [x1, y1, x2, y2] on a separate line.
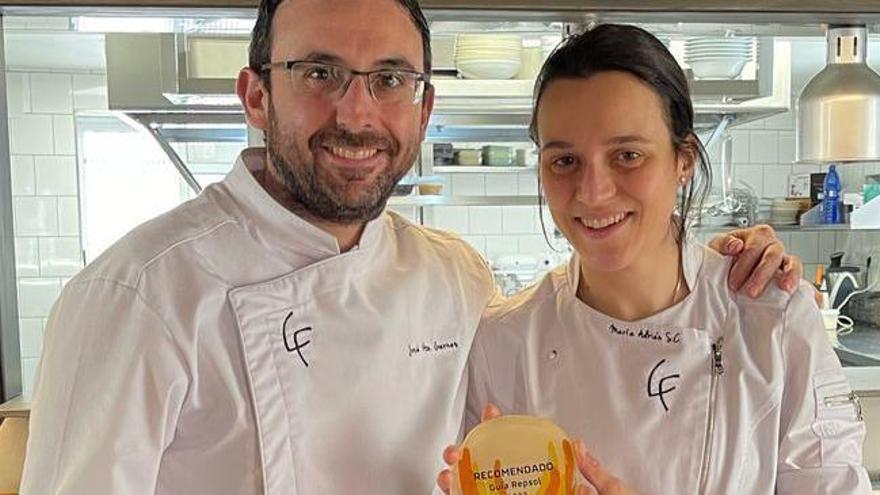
[822, 163, 842, 224]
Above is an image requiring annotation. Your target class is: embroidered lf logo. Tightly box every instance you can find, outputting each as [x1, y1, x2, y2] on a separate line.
[648, 359, 680, 412]
[282, 312, 312, 368]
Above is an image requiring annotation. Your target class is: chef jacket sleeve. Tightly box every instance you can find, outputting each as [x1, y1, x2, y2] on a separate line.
[775, 282, 871, 494]
[463, 322, 497, 437]
[20, 278, 189, 495]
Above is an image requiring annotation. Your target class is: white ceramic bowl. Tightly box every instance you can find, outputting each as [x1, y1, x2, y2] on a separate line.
[457, 59, 521, 79]
[456, 53, 522, 62]
[456, 47, 522, 55]
[457, 34, 522, 44]
[685, 54, 751, 64]
[456, 46, 521, 51]
[689, 58, 749, 79]
[685, 41, 752, 47]
[457, 43, 521, 48]
[685, 48, 752, 56]
[685, 38, 752, 45]
[686, 52, 751, 58]
[686, 45, 752, 53]
[457, 41, 522, 49]
[685, 42, 752, 48]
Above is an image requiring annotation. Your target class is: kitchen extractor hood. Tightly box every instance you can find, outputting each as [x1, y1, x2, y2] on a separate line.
[106, 32, 246, 112]
[797, 25, 880, 163]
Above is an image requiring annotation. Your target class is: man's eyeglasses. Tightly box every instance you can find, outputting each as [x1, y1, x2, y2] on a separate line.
[260, 60, 430, 105]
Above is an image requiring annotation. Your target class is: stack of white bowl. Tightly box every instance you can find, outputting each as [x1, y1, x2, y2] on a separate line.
[684, 36, 754, 80]
[455, 34, 522, 80]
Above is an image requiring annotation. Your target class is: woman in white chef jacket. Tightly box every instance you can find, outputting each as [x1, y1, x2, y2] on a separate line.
[439, 24, 870, 495]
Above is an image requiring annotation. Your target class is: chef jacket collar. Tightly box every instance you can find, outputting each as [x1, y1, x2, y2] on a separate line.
[223, 147, 386, 259]
[564, 239, 705, 325]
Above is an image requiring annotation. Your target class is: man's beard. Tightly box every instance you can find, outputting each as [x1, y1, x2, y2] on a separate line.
[266, 105, 417, 224]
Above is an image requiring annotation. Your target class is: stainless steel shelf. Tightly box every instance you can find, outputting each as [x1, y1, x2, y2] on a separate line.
[433, 165, 536, 174]
[388, 195, 540, 206]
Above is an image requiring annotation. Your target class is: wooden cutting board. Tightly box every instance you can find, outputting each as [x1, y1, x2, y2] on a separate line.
[0, 417, 28, 495]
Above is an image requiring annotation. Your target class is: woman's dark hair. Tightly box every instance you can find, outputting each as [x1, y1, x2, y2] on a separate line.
[531, 23, 710, 245]
[248, 0, 432, 88]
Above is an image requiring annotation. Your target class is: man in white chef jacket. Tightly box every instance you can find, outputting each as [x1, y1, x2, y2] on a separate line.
[20, 0, 803, 493]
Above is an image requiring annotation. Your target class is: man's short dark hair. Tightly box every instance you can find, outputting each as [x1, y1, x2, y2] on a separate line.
[249, 0, 432, 87]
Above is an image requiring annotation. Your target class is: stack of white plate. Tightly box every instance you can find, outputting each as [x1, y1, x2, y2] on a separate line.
[769, 198, 801, 225]
[455, 34, 522, 80]
[684, 36, 754, 80]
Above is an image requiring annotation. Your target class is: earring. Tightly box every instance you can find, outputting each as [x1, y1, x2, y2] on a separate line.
[679, 177, 688, 185]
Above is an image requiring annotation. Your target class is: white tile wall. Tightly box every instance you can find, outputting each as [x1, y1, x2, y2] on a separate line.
[469, 206, 504, 234]
[16, 278, 61, 318]
[34, 155, 77, 195]
[29, 73, 72, 114]
[18, 318, 43, 358]
[763, 166, 792, 198]
[735, 165, 763, 192]
[57, 196, 80, 235]
[501, 205, 537, 234]
[4, 29, 91, 394]
[763, 110, 794, 131]
[5, 72, 30, 115]
[432, 206, 469, 233]
[21, 358, 39, 398]
[13, 237, 39, 277]
[777, 131, 796, 165]
[485, 174, 518, 196]
[38, 237, 82, 276]
[518, 173, 539, 195]
[519, 234, 551, 253]
[451, 174, 485, 196]
[459, 235, 487, 256]
[52, 115, 75, 154]
[730, 129, 750, 164]
[9, 154, 34, 194]
[485, 235, 517, 258]
[748, 131, 779, 164]
[72, 74, 107, 111]
[13, 196, 59, 236]
[9, 114, 53, 154]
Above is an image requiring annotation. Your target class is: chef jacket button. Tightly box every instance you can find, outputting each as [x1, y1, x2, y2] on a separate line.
[548, 350, 558, 360]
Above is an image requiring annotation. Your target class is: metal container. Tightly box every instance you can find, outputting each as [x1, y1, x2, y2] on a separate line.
[797, 26, 880, 163]
[848, 292, 880, 327]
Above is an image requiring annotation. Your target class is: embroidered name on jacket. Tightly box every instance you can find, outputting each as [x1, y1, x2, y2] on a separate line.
[608, 323, 682, 346]
[408, 339, 460, 358]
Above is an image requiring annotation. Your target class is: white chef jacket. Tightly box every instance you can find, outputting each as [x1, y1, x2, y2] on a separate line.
[21, 147, 498, 495]
[467, 242, 871, 494]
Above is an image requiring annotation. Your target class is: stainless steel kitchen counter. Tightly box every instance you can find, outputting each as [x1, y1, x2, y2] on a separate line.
[839, 324, 880, 368]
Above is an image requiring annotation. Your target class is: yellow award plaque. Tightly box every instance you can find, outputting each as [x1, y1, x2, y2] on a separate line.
[452, 415, 579, 495]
